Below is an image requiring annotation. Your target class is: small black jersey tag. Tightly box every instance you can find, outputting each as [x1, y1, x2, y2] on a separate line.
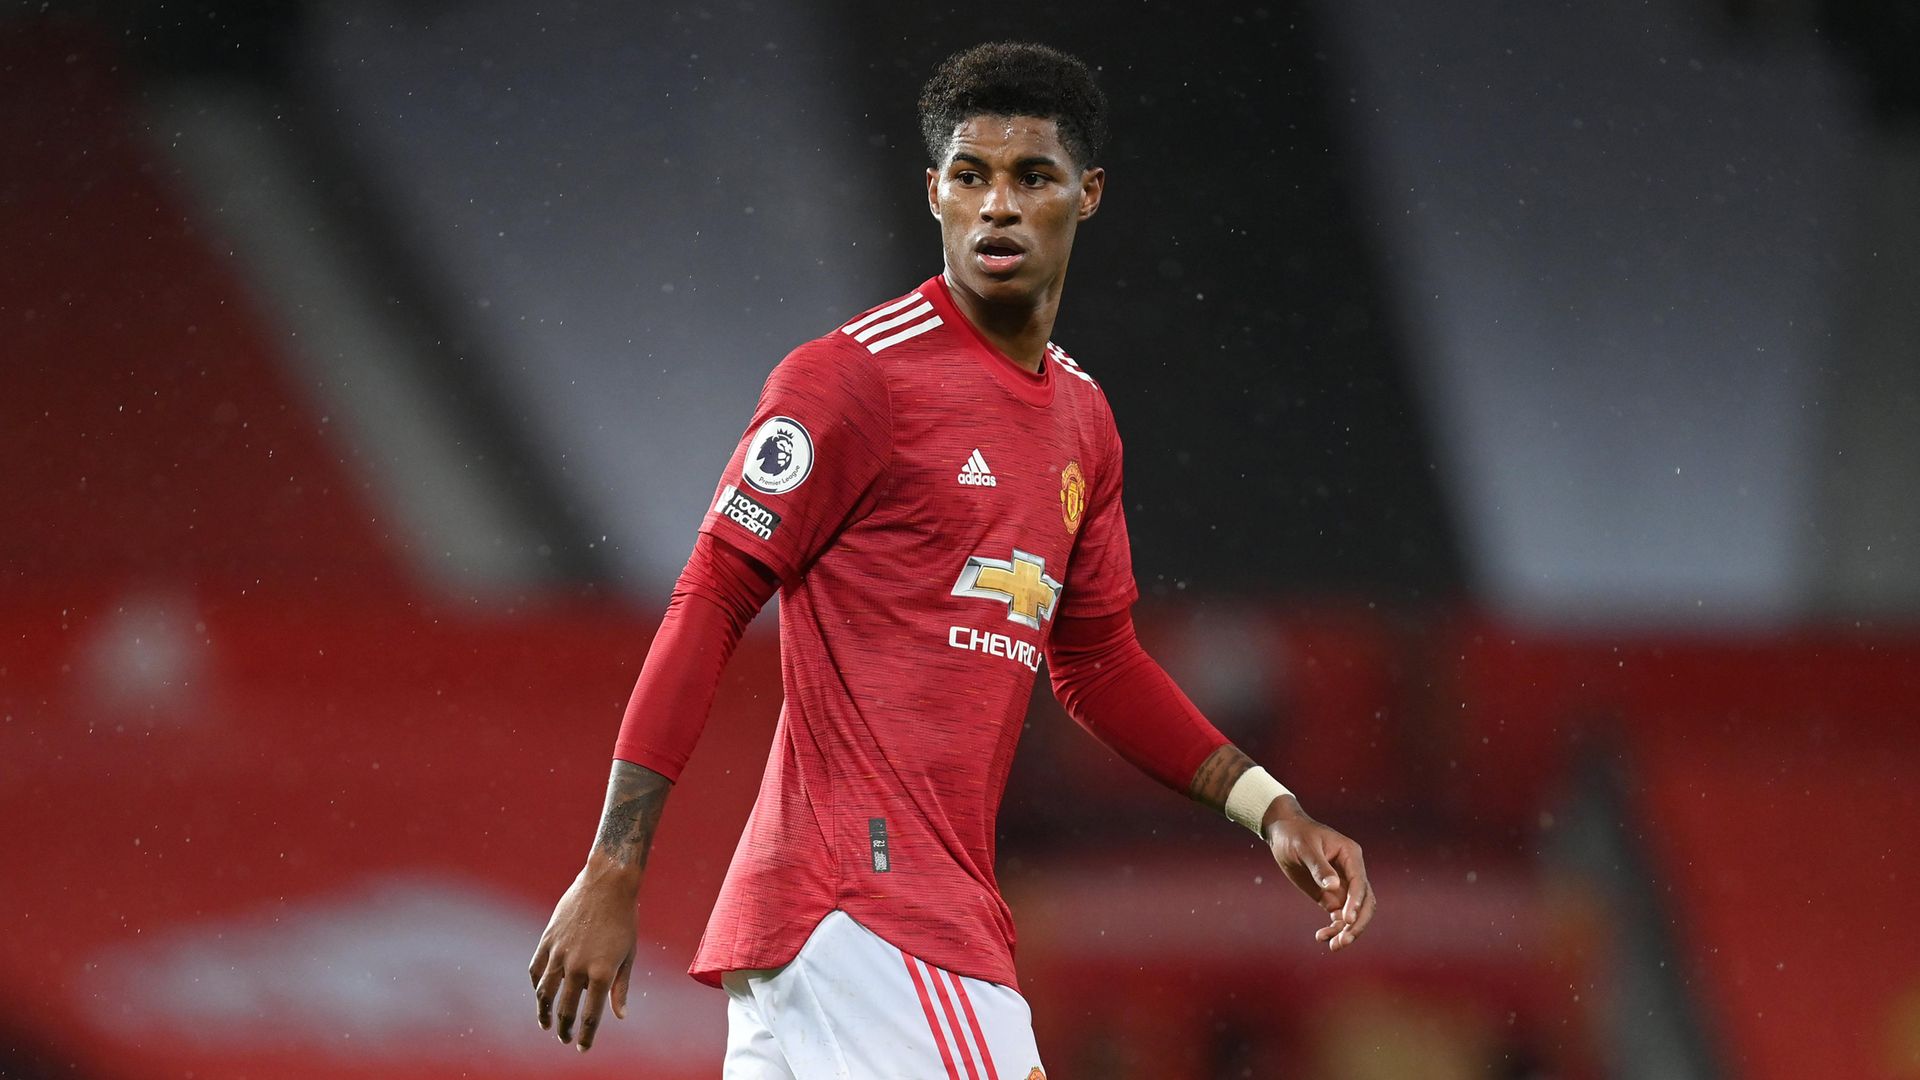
[869, 817, 890, 873]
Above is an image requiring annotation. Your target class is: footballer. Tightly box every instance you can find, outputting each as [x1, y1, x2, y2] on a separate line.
[530, 41, 1376, 1078]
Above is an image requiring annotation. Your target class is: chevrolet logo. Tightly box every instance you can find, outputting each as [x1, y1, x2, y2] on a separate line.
[952, 549, 1062, 630]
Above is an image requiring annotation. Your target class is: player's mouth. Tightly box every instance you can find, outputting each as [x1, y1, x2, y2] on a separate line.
[972, 235, 1027, 276]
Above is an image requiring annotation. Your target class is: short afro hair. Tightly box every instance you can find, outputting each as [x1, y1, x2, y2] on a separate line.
[918, 42, 1108, 169]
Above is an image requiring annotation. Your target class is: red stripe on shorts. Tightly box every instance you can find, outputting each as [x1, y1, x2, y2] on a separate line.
[929, 966, 983, 1080]
[950, 971, 1001, 1080]
[902, 953, 963, 1080]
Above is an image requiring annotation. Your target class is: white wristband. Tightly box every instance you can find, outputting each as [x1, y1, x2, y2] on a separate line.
[1224, 766, 1293, 836]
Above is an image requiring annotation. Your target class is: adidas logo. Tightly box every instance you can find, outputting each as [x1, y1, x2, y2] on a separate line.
[958, 449, 998, 487]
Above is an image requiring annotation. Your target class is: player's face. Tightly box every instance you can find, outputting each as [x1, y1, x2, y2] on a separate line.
[925, 115, 1104, 310]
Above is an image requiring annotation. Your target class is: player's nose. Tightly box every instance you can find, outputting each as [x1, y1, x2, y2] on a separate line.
[979, 178, 1020, 224]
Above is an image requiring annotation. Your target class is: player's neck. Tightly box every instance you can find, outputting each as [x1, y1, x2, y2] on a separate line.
[941, 272, 1061, 374]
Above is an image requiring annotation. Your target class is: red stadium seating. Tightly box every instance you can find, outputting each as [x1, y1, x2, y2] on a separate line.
[1448, 617, 1920, 1080]
[0, 23, 412, 602]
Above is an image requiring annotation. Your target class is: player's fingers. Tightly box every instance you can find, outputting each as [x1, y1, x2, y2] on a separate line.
[1332, 842, 1372, 928]
[1329, 906, 1361, 950]
[1301, 840, 1344, 909]
[611, 950, 634, 1021]
[1349, 873, 1380, 939]
[575, 969, 612, 1052]
[1319, 901, 1352, 942]
[534, 958, 565, 1030]
[1333, 916, 1365, 951]
[529, 940, 552, 988]
[1339, 871, 1365, 930]
[1329, 904, 1357, 950]
[1326, 861, 1373, 952]
[553, 969, 588, 1044]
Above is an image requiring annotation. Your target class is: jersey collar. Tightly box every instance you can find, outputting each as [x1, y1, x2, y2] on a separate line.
[924, 274, 1056, 408]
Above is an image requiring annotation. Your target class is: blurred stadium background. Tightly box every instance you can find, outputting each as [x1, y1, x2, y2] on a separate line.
[4, 1, 1918, 1077]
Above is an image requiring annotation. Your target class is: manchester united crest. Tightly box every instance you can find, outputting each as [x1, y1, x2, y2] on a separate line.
[1059, 462, 1087, 534]
[1026, 1070, 1046, 1080]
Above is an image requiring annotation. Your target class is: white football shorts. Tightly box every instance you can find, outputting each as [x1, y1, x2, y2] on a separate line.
[721, 910, 1047, 1079]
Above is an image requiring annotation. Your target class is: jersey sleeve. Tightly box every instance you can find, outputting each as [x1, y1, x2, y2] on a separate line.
[697, 337, 892, 584]
[1058, 401, 1139, 619]
[612, 532, 779, 781]
[1046, 607, 1229, 792]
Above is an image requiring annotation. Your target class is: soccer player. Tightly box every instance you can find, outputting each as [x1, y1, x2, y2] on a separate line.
[529, 41, 1376, 1077]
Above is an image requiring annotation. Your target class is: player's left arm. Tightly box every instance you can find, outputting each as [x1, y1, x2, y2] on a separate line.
[1045, 611, 1377, 951]
[1047, 400, 1373, 949]
[1188, 740, 1375, 952]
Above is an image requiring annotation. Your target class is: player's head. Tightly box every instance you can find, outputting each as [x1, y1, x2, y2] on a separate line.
[920, 43, 1107, 311]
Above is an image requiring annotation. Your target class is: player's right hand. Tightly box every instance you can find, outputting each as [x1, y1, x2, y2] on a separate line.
[529, 862, 640, 1053]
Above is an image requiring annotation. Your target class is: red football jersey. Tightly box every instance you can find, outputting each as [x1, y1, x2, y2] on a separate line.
[689, 274, 1137, 990]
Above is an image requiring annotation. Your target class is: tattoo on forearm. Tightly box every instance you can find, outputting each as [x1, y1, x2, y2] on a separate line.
[593, 761, 671, 868]
[1188, 744, 1255, 813]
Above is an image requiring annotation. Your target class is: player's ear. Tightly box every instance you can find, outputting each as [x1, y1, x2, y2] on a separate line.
[1077, 166, 1105, 222]
[926, 167, 941, 220]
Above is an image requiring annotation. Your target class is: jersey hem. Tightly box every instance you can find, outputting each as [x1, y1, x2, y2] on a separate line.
[690, 907, 1023, 993]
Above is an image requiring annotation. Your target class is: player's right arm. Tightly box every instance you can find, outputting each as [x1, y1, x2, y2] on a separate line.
[528, 759, 669, 1050]
[527, 336, 891, 1052]
[528, 531, 776, 1052]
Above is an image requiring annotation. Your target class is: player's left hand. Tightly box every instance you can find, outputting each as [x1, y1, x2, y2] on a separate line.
[1261, 795, 1376, 952]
